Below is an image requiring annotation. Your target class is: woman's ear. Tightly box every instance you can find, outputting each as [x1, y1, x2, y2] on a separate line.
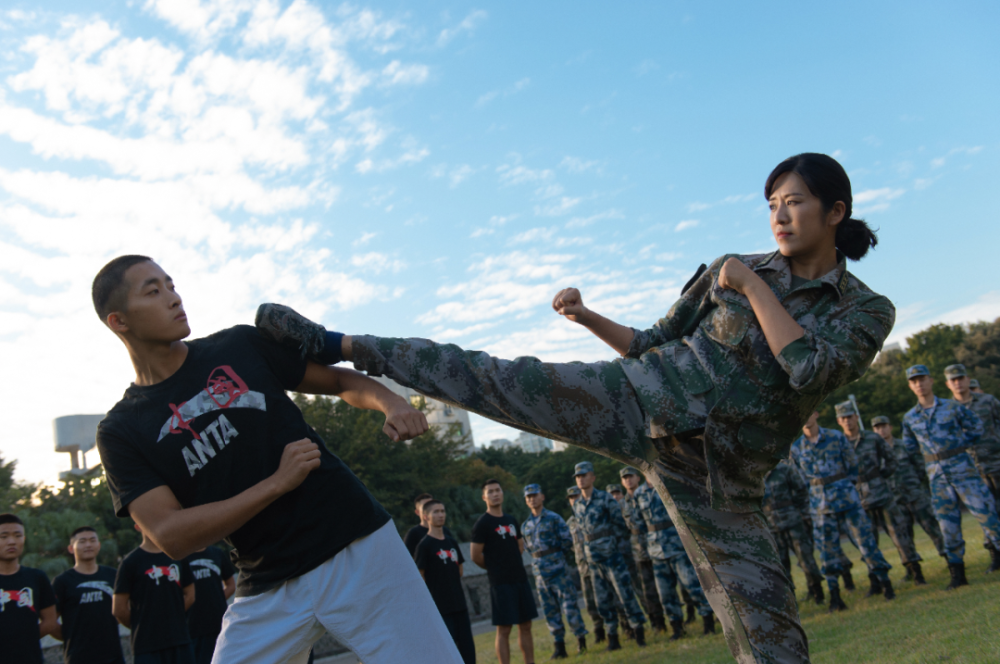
[826, 201, 846, 227]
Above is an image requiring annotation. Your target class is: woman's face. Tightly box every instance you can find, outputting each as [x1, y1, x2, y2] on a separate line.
[768, 171, 841, 258]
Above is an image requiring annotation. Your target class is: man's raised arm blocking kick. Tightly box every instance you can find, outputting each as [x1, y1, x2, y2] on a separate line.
[92, 256, 465, 664]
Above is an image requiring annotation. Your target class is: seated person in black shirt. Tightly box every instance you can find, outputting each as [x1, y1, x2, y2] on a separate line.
[52, 526, 126, 664]
[471, 480, 537, 664]
[92, 256, 461, 664]
[0, 513, 58, 664]
[183, 545, 236, 664]
[414, 501, 475, 664]
[404, 493, 455, 558]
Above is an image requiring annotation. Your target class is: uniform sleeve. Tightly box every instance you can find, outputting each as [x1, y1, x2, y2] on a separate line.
[625, 256, 723, 358]
[776, 293, 895, 396]
[901, 418, 920, 456]
[243, 325, 309, 391]
[838, 433, 859, 481]
[557, 516, 573, 553]
[35, 571, 56, 610]
[180, 560, 195, 587]
[97, 420, 168, 518]
[606, 495, 629, 539]
[114, 558, 132, 595]
[957, 403, 983, 447]
[519, 520, 533, 552]
[789, 465, 809, 508]
[877, 435, 896, 478]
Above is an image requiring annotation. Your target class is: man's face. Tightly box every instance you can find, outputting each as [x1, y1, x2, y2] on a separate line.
[609, 489, 623, 501]
[575, 472, 595, 491]
[0, 523, 25, 562]
[69, 530, 101, 562]
[483, 483, 504, 508]
[946, 376, 970, 398]
[525, 492, 544, 511]
[113, 261, 190, 343]
[621, 474, 640, 492]
[427, 504, 446, 529]
[908, 375, 934, 398]
[837, 414, 859, 437]
[873, 423, 893, 442]
[803, 411, 820, 433]
[567, 494, 578, 507]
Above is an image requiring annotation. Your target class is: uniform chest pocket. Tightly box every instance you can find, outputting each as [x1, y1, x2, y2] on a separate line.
[704, 287, 753, 347]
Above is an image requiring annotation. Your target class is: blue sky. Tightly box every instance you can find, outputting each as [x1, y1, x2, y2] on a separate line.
[1, 1, 998, 484]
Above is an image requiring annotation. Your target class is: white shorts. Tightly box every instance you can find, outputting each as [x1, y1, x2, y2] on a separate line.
[212, 520, 464, 664]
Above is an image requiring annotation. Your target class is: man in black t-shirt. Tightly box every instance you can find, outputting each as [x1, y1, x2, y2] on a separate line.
[414, 501, 475, 664]
[91, 255, 461, 664]
[184, 546, 235, 664]
[404, 493, 455, 557]
[52, 526, 125, 664]
[470, 480, 537, 664]
[0, 513, 58, 664]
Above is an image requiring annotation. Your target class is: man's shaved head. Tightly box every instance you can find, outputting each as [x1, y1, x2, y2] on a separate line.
[92, 255, 152, 322]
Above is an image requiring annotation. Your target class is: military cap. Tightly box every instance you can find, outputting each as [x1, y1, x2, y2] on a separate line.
[970, 379, 981, 389]
[606, 484, 622, 494]
[619, 466, 640, 478]
[871, 415, 890, 427]
[944, 364, 967, 380]
[523, 483, 542, 496]
[574, 461, 594, 476]
[906, 364, 930, 379]
[566, 486, 581, 497]
[834, 401, 857, 418]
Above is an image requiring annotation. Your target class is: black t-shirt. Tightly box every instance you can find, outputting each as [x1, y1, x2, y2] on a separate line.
[97, 325, 391, 597]
[53, 566, 124, 664]
[184, 546, 235, 637]
[0, 566, 55, 664]
[470, 513, 527, 586]
[114, 548, 194, 655]
[404, 525, 455, 558]
[414, 533, 467, 615]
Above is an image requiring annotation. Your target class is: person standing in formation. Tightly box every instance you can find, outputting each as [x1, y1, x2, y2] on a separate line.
[183, 545, 236, 664]
[605, 483, 643, 641]
[617, 468, 669, 634]
[834, 402, 924, 591]
[870, 415, 946, 562]
[405, 494, 456, 557]
[970, 379, 984, 393]
[414, 501, 476, 664]
[902, 364, 1000, 587]
[566, 487, 606, 644]
[943, 364, 1000, 512]
[0, 514, 58, 664]
[790, 411, 895, 612]
[521, 484, 588, 658]
[52, 526, 126, 664]
[762, 459, 825, 604]
[470, 479, 537, 664]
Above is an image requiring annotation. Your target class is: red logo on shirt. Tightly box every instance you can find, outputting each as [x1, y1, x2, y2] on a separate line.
[0, 587, 34, 612]
[494, 525, 516, 539]
[167, 366, 250, 440]
[436, 548, 459, 563]
[145, 564, 181, 586]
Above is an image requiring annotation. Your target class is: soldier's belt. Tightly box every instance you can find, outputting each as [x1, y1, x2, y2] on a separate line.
[531, 548, 558, 559]
[648, 522, 673, 532]
[923, 448, 968, 463]
[584, 529, 615, 542]
[810, 472, 848, 486]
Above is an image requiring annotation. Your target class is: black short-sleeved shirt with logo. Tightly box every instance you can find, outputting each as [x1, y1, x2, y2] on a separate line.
[414, 534, 467, 615]
[404, 525, 455, 558]
[53, 566, 124, 664]
[471, 513, 527, 586]
[0, 566, 56, 664]
[184, 546, 235, 637]
[97, 325, 391, 597]
[114, 548, 194, 655]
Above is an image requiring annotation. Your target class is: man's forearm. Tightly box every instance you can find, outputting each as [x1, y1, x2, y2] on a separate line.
[577, 311, 635, 357]
[333, 367, 409, 413]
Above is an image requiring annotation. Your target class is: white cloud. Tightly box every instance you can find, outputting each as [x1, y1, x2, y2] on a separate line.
[497, 163, 552, 186]
[565, 209, 623, 229]
[674, 219, 699, 232]
[353, 231, 378, 247]
[930, 145, 983, 169]
[853, 187, 905, 214]
[351, 252, 407, 274]
[476, 77, 529, 108]
[559, 156, 600, 173]
[381, 60, 429, 86]
[886, 291, 1000, 348]
[437, 10, 487, 46]
[686, 193, 755, 213]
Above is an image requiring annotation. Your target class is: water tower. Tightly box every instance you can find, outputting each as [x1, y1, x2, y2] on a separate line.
[53, 414, 103, 481]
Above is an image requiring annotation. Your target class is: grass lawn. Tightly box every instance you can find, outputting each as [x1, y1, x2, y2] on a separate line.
[472, 514, 1000, 663]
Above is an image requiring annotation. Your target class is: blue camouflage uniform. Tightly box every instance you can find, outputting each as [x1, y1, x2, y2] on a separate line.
[901, 380, 1000, 564]
[571, 462, 646, 633]
[789, 427, 891, 590]
[522, 485, 587, 642]
[633, 482, 713, 621]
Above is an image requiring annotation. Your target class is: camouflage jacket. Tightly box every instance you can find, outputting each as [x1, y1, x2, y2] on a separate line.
[633, 483, 686, 560]
[789, 427, 861, 515]
[957, 392, 1000, 475]
[522, 508, 573, 579]
[849, 430, 896, 510]
[566, 515, 588, 576]
[622, 490, 651, 562]
[885, 436, 930, 506]
[623, 251, 894, 513]
[571, 488, 630, 563]
[902, 397, 983, 484]
[762, 459, 809, 531]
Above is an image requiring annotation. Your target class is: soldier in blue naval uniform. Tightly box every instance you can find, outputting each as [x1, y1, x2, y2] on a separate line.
[571, 461, 646, 651]
[902, 364, 1000, 587]
[789, 411, 895, 612]
[566, 487, 606, 644]
[522, 484, 588, 659]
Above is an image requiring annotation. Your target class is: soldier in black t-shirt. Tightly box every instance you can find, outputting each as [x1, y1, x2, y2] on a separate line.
[52, 526, 126, 664]
[414, 501, 475, 664]
[0, 514, 58, 664]
[404, 493, 455, 557]
[184, 546, 235, 664]
[470, 480, 537, 664]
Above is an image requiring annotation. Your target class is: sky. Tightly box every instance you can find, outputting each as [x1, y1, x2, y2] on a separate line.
[1, 1, 998, 486]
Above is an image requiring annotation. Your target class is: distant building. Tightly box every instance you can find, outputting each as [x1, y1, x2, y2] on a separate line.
[515, 432, 553, 454]
[490, 438, 514, 449]
[372, 376, 475, 453]
[552, 441, 570, 452]
[53, 414, 103, 482]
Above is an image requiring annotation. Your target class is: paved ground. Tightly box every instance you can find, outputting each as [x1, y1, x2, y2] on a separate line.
[315, 618, 496, 664]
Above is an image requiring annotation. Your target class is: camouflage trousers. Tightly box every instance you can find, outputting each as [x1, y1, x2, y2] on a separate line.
[352, 336, 808, 663]
[929, 471, 1000, 563]
[651, 553, 712, 622]
[579, 567, 604, 629]
[589, 550, 646, 632]
[982, 473, 1000, 516]
[814, 507, 890, 589]
[898, 495, 946, 557]
[864, 498, 921, 564]
[772, 521, 823, 589]
[535, 571, 587, 641]
[635, 559, 665, 623]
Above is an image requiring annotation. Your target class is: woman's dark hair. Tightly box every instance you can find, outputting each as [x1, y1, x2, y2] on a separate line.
[764, 153, 878, 261]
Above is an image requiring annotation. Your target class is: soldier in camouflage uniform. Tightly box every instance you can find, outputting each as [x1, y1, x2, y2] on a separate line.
[566, 487, 605, 644]
[618, 468, 670, 634]
[943, 364, 1000, 513]
[834, 401, 924, 590]
[789, 411, 895, 611]
[607, 483, 664, 633]
[870, 415, 946, 561]
[970, 378, 983, 393]
[604, 484, 639, 641]
[902, 365, 1000, 586]
[762, 458, 825, 603]
[522, 484, 588, 659]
